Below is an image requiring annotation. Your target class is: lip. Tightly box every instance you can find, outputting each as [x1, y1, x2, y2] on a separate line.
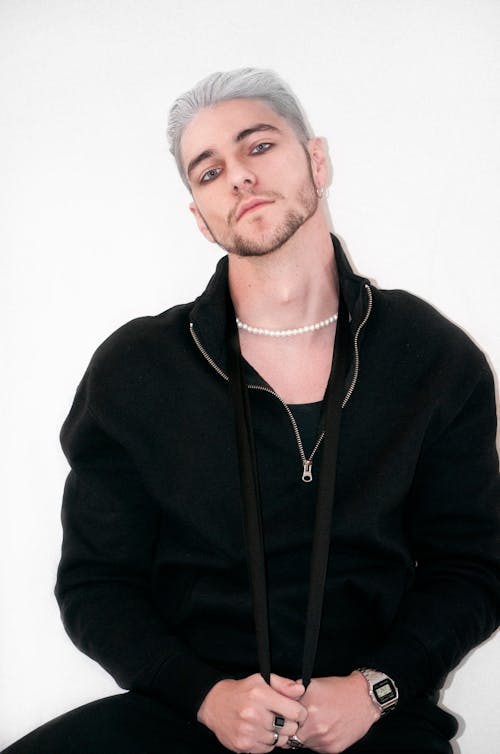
[236, 198, 274, 221]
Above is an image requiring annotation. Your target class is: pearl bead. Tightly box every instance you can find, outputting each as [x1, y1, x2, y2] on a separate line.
[235, 313, 338, 337]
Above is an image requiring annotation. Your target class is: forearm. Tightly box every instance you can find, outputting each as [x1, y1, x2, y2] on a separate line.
[56, 465, 227, 719]
[363, 359, 500, 703]
[57, 576, 229, 718]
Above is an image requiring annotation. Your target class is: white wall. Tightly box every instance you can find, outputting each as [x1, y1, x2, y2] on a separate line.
[1, 1, 498, 751]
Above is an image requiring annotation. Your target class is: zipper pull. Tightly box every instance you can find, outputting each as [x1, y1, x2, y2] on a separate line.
[302, 460, 313, 483]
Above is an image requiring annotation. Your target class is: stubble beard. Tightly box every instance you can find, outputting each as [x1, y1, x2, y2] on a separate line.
[201, 178, 319, 258]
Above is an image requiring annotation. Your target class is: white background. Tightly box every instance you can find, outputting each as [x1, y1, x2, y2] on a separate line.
[1, 1, 499, 751]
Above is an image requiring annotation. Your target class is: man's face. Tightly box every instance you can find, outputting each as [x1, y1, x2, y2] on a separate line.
[180, 98, 326, 257]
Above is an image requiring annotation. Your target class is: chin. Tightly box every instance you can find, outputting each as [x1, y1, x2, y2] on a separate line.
[224, 208, 313, 258]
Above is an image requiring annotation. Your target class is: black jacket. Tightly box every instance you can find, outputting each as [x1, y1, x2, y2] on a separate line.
[56, 236, 499, 749]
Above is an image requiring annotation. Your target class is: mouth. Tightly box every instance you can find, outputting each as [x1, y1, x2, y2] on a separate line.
[236, 199, 274, 221]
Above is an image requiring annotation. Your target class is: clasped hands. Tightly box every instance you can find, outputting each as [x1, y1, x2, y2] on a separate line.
[197, 671, 380, 754]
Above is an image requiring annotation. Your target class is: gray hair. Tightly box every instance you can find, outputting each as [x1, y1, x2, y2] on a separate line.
[167, 67, 313, 188]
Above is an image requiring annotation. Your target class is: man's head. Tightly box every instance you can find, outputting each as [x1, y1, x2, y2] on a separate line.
[167, 69, 328, 257]
[167, 68, 313, 189]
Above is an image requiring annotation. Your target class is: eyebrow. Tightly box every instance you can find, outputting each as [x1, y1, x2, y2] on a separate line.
[186, 149, 215, 179]
[186, 123, 281, 179]
[235, 122, 281, 142]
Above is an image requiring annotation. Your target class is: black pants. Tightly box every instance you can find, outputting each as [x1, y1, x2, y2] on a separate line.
[1, 692, 451, 754]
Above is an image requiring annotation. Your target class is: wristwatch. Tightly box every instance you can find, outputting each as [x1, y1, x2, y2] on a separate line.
[357, 668, 399, 715]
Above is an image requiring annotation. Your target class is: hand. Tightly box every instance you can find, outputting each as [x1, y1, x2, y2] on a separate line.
[291, 672, 380, 753]
[197, 673, 308, 753]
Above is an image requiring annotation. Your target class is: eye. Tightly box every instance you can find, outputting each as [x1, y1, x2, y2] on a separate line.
[200, 167, 221, 184]
[251, 142, 272, 154]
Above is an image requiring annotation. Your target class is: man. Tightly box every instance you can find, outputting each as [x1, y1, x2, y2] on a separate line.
[3, 68, 499, 754]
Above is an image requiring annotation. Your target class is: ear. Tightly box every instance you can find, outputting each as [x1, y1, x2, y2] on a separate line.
[306, 137, 329, 191]
[189, 202, 216, 244]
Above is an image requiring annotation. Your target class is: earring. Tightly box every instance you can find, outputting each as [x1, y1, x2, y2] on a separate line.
[316, 186, 324, 198]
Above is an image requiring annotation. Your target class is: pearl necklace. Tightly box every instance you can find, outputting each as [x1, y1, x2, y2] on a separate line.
[236, 313, 338, 337]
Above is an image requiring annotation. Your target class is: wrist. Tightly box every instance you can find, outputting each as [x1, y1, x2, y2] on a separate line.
[355, 668, 399, 717]
[197, 678, 234, 726]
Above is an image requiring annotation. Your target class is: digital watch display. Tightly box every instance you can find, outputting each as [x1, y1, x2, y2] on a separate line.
[357, 668, 399, 715]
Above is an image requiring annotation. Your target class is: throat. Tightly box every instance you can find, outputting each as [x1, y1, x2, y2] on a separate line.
[241, 335, 334, 404]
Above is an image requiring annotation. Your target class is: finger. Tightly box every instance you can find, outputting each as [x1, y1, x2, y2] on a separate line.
[257, 731, 289, 751]
[253, 744, 280, 754]
[273, 733, 290, 750]
[284, 732, 307, 750]
[270, 712, 286, 730]
[296, 718, 311, 739]
[265, 690, 307, 725]
[270, 674, 305, 699]
[268, 713, 301, 738]
[273, 701, 307, 727]
[294, 702, 308, 726]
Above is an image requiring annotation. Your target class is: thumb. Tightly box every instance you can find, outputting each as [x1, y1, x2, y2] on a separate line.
[270, 673, 305, 699]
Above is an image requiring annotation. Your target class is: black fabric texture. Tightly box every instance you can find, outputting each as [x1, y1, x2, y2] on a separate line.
[51, 235, 499, 750]
[0, 693, 453, 754]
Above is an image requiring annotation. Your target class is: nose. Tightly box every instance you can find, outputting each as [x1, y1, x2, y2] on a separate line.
[226, 159, 257, 193]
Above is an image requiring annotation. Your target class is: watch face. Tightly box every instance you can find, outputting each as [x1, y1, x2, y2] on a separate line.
[373, 679, 397, 704]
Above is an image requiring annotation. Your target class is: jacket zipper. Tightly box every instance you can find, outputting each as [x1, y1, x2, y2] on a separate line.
[189, 284, 373, 482]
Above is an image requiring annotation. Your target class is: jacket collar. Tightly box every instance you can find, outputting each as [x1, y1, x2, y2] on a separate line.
[189, 234, 373, 379]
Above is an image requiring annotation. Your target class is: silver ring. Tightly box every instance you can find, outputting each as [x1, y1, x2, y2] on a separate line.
[272, 730, 279, 745]
[287, 734, 304, 749]
[273, 714, 285, 729]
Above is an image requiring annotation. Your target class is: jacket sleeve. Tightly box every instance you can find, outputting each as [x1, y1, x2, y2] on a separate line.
[358, 354, 500, 703]
[56, 366, 228, 720]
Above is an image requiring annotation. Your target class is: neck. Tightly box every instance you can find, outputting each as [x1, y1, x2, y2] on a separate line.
[228, 213, 338, 330]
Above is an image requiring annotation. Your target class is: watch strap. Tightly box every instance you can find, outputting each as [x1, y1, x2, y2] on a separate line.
[357, 668, 399, 715]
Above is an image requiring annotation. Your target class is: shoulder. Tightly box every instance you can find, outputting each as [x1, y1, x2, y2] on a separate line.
[92, 302, 191, 368]
[77, 302, 194, 408]
[370, 287, 486, 368]
[366, 288, 494, 426]
[61, 301, 197, 446]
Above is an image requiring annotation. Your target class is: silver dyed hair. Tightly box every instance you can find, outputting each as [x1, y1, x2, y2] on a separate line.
[167, 67, 313, 188]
